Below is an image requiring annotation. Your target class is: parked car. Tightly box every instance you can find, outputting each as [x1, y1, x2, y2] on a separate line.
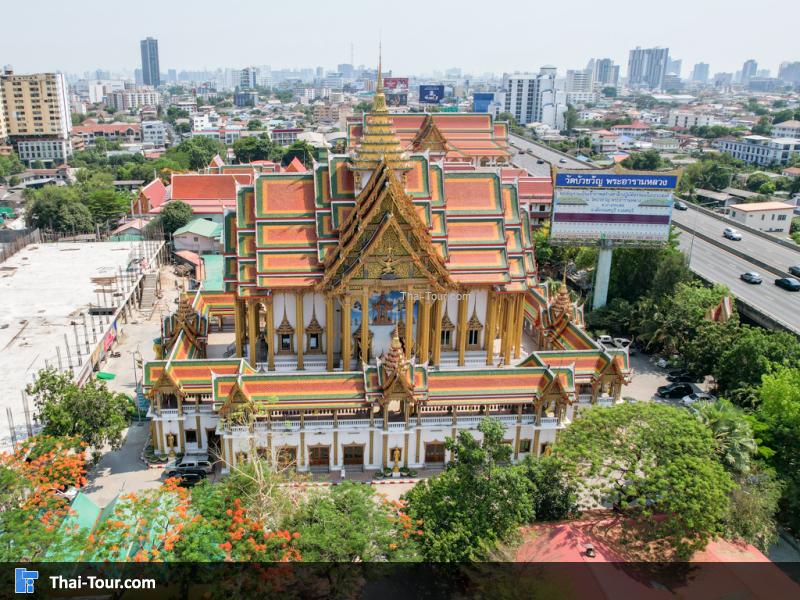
[775, 277, 800, 291]
[164, 457, 214, 476]
[666, 370, 703, 383]
[723, 228, 742, 241]
[657, 382, 694, 399]
[740, 272, 762, 284]
[674, 201, 688, 211]
[176, 472, 206, 487]
[788, 265, 800, 278]
[681, 392, 716, 407]
[611, 337, 636, 355]
[597, 335, 613, 346]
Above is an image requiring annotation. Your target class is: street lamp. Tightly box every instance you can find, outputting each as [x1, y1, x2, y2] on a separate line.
[686, 198, 721, 267]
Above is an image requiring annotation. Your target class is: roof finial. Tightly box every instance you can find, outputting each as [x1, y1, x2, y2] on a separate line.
[377, 39, 383, 94]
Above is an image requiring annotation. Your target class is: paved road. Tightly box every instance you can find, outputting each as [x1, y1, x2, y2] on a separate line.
[672, 204, 800, 274]
[508, 133, 595, 175]
[675, 227, 800, 334]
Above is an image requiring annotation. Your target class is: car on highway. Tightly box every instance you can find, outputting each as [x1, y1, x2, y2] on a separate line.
[536, 159, 545, 164]
[789, 265, 800, 278]
[559, 158, 567, 164]
[681, 392, 716, 407]
[723, 227, 742, 241]
[775, 277, 800, 291]
[657, 382, 694, 399]
[673, 201, 688, 211]
[740, 272, 762, 284]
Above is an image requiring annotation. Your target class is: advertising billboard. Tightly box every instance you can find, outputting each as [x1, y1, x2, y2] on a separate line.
[386, 93, 408, 107]
[383, 77, 409, 91]
[472, 92, 494, 112]
[550, 171, 679, 245]
[419, 84, 445, 104]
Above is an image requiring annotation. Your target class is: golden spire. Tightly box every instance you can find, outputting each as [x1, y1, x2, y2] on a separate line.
[553, 271, 572, 319]
[383, 324, 407, 375]
[350, 45, 410, 176]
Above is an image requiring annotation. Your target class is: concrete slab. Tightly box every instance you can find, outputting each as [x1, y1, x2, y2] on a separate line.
[0, 241, 141, 449]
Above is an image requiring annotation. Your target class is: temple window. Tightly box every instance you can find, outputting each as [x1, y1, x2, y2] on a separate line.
[519, 439, 531, 453]
[185, 430, 198, 444]
[466, 307, 483, 350]
[440, 310, 455, 350]
[305, 307, 324, 354]
[276, 307, 295, 355]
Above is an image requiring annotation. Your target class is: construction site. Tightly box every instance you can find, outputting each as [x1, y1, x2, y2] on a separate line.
[0, 238, 168, 449]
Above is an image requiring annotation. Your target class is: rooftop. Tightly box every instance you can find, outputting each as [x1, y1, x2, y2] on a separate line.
[173, 218, 222, 239]
[729, 201, 795, 212]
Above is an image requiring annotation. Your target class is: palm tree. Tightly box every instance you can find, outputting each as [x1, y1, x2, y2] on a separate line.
[694, 399, 756, 475]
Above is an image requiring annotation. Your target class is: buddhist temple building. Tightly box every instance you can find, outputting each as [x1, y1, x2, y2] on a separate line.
[144, 59, 630, 474]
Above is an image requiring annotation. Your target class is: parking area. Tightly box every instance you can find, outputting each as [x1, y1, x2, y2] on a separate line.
[622, 350, 713, 406]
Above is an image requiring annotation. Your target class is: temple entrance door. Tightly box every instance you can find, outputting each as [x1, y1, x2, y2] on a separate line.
[309, 446, 330, 472]
[425, 442, 445, 467]
[206, 430, 221, 465]
[343, 445, 364, 471]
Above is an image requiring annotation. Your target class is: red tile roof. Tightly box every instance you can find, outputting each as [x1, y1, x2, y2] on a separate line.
[171, 174, 242, 201]
[285, 157, 307, 173]
[73, 122, 141, 135]
[140, 178, 167, 209]
[517, 177, 553, 202]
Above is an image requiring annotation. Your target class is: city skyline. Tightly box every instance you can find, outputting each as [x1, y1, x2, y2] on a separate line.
[1, 0, 797, 77]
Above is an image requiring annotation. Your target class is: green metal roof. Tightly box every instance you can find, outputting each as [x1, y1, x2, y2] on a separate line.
[201, 254, 224, 291]
[173, 218, 222, 240]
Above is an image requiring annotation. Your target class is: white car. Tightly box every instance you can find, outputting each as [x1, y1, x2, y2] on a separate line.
[165, 456, 214, 475]
[723, 227, 743, 241]
[681, 392, 716, 406]
[597, 335, 613, 346]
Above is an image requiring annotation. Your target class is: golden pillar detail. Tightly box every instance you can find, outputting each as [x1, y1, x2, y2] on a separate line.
[296, 291, 305, 370]
[247, 299, 258, 366]
[418, 297, 431, 363]
[533, 429, 541, 456]
[234, 298, 244, 358]
[326, 295, 335, 371]
[484, 289, 496, 366]
[342, 295, 352, 370]
[299, 431, 305, 467]
[431, 297, 443, 367]
[333, 431, 338, 467]
[403, 433, 409, 467]
[360, 288, 369, 365]
[265, 298, 275, 371]
[456, 294, 468, 366]
[514, 293, 525, 359]
[405, 289, 414, 356]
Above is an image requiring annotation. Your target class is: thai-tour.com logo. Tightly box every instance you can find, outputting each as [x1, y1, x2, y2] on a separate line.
[14, 568, 38, 594]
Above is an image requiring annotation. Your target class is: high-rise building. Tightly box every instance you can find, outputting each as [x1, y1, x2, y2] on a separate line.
[238, 67, 258, 90]
[566, 69, 592, 93]
[337, 63, 354, 78]
[667, 58, 682, 77]
[593, 58, 620, 87]
[690, 63, 710, 84]
[627, 47, 669, 90]
[0, 88, 7, 145]
[778, 61, 800, 84]
[503, 66, 566, 129]
[741, 59, 758, 84]
[0, 67, 72, 164]
[140, 37, 160, 87]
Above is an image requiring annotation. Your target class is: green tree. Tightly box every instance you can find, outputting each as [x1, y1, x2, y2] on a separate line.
[26, 368, 131, 462]
[682, 320, 739, 378]
[714, 326, 800, 404]
[693, 399, 757, 474]
[232, 135, 284, 164]
[556, 403, 733, 559]
[247, 119, 263, 130]
[724, 464, 782, 552]
[751, 116, 772, 136]
[517, 455, 579, 521]
[282, 140, 315, 168]
[160, 200, 193, 235]
[0, 152, 24, 180]
[620, 149, 663, 171]
[745, 172, 772, 192]
[601, 86, 617, 98]
[771, 108, 795, 124]
[273, 89, 295, 103]
[755, 367, 800, 531]
[405, 418, 534, 561]
[25, 186, 94, 233]
[286, 482, 420, 561]
[170, 137, 226, 170]
[564, 104, 578, 132]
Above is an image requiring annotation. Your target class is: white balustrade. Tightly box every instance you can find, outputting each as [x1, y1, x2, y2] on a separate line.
[420, 416, 453, 426]
[305, 420, 334, 430]
[540, 417, 559, 427]
[388, 422, 407, 431]
[578, 394, 593, 403]
[230, 425, 250, 436]
[456, 416, 483, 427]
[520, 415, 535, 425]
[338, 419, 370, 429]
[160, 408, 179, 417]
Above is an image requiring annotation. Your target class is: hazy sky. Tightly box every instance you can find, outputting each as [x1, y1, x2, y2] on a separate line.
[2, 0, 798, 76]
